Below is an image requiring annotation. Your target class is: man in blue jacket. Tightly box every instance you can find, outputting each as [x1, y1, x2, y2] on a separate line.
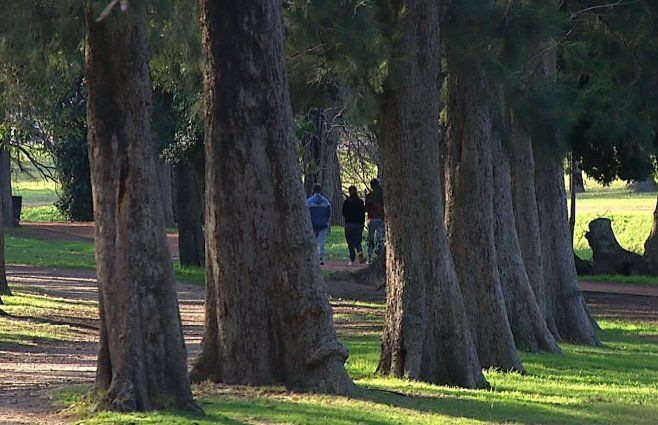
[307, 183, 331, 265]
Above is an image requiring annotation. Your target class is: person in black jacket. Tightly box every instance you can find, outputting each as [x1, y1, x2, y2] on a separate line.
[342, 185, 366, 265]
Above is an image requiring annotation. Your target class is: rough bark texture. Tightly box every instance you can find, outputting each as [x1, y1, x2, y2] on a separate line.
[155, 158, 175, 228]
[532, 50, 600, 346]
[644, 196, 658, 275]
[510, 121, 547, 318]
[173, 161, 204, 267]
[0, 148, 15, 228]
[585, 218, 645, 275]
[445, 72, 523, 372]
[190, 0, 352, 394]
[0, 186, 10, 296]
[85, 5, 197, 412]
[534, 153, 601, 346]
[376, 1, 487, 389]
[492, 137, 560, 354]
[644, 183, 658, 276]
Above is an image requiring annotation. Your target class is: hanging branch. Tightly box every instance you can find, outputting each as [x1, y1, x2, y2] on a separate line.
[96, 0, 129, 23]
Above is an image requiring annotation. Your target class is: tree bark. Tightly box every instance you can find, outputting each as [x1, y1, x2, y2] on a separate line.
[85, 4, 198, 412]
[0, 181, 10, 296]
[510, 120, 547, 319]
[492, 136, 560, 354]
[644, 196, 658, 275]
[0, 148, 15, 228]
[190, 0, 352, 394]
[155, 158, 175, 228]
[172, 161, 204, 268]
[376, 0, 487, 389]
[445, 72, 523, 372]
[534, 153, 601, 346]
[532, 50, 600, 346]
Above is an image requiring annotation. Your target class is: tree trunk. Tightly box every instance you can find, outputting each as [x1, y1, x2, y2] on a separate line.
[190, 0, 352, 394]
[155, 158, 175, 228]
[532, 50, 600, 346]
[510, 121, 548, 320]
[0, 182, 10, 296]
[376, 0, 487, 389]
[644, 196, 658, 275]
[534, 153, 601, 345]
[85, 4, 198, 412]
[0, 148, 14, 228]
[492, 136, 560, 354]
[172, 161, 204, 268]
[445, 72, 523, 372]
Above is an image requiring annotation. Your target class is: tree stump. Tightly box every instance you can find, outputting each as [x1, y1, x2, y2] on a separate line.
[585, 218, 646, 275]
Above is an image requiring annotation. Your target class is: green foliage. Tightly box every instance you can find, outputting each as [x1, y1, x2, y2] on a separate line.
[561, 1, 658, 184]
[50, 79, 93, 221]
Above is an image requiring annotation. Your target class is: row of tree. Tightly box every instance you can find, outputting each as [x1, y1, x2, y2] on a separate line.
[1, 0, 657, 413]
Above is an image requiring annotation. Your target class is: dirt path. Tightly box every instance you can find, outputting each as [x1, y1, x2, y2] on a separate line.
[20, 223, 181, 260]
[1, 230, 657, 423]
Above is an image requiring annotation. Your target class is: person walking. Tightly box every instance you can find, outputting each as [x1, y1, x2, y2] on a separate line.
[342, 185, 366, 266]
[307, 183, 331, 265]
[365, 178, 384, 264]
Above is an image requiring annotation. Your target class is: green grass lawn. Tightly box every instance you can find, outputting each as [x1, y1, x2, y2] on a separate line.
[4, 228, 205, 284]
[57, 317, 658, 424]
[12, 171, 63, 222]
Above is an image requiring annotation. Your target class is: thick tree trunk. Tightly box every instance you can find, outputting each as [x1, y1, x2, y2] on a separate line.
[376, 1, 486, 389]
[85, 5, 198, 412]
[532, 50, 600, 346]
[644, 196, 658, 275]
[0, 185, 10, 296]
[0, 148, 14, 228]
[492, 137, 560, 354]
[510, 121, 547, 319]
[445, 73, 523, 372]
[173, 161, 204, 267]
[190, 0, 352, 394]
[534, 153, 601, 346]
[155, 158, 175, 228]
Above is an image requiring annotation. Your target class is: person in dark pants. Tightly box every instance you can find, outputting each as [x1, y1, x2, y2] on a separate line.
[365, 178, 384, 263]
[342, 185, 366, 266]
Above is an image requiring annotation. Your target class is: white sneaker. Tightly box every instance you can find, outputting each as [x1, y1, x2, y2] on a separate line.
[347, 262, 354, 266]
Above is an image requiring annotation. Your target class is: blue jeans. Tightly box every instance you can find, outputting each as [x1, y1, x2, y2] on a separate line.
[314, 227, 329, 262]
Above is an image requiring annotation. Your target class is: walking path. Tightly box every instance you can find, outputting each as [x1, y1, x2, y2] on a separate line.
[1, 223, 656, 423]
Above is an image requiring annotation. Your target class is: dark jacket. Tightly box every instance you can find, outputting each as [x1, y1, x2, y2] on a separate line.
[342, 196, 365, 225]
[307, 194, 332, 231]
[365, 188, 384, 220]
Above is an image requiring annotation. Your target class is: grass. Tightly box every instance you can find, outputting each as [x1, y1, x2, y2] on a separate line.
[4, 228, 205, 284]
[12, 171, 64, 223]
[58, 317, 658, 424]
[0, 292, 96, 346]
